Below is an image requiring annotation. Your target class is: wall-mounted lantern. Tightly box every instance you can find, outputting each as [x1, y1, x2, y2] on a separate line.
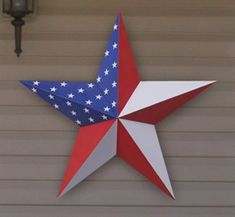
[2, 0, 34, 57]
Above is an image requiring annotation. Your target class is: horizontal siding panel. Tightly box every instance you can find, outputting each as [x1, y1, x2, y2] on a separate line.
[0, 82, 232, 107]
[37, 0, 235, 16]
[0, 181, 234, 206]
[3, 16, 235, 34]
[0, 206, 234, 217]
[0, 107, 233, 132]
[0, 131, 234, 157]
[4, 32, 235, 42]
[1, 56, 235, 67]
[0, 156, 234, 182]
[2, 40, 235, 57]
[0, 65, 235, 82]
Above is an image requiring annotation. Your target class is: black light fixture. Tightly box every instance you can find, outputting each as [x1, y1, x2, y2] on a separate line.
[2, 0, 34, 57]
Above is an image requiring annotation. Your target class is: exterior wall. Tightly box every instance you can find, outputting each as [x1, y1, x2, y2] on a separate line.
[0, 0, 234, 216]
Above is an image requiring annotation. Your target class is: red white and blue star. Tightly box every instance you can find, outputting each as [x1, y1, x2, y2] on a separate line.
[21, 15, 215, 199]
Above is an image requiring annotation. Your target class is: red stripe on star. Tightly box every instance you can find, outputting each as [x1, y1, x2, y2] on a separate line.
[57, 120, 115, 197]
[118, 15, 140, 114]
[117, 120, 174, 199]
[122, 83, 213, 124]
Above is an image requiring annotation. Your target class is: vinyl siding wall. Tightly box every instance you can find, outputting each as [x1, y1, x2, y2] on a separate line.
[0, 0, 235, 216]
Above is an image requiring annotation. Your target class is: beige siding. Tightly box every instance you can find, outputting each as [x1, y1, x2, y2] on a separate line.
[0, 0, 234, 216]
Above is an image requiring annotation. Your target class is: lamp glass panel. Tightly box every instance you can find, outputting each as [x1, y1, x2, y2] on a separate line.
[11, 0, 26, 12]
[2, 0, 11, 13]
[27, 0, 34, 13]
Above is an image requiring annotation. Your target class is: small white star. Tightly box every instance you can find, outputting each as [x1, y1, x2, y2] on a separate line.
[112, 81, 117, 87]
[76, 120, 81, 125]
[102, 115, 108, 120]
[104, 106, 110, 112]
[54, 104, 59, 109]
[50, 87, 57, 92]
[48, 94, 54, 100]
[112, 62, 117, 68]
[33, 81, 40, 86]
[84, 108, 90, 113]
[66, 101, 72, 106]
[96, 95, 102, 100]
[86, 100, 92, 105]
[104, 88, 109, 95]
[68, 93, 74, 99]
[104, 69, 109, 76]
[32, 88, 37, 93]
[89, 117, 95, 123]
[78, 88, 84, 93]
[96, 76, 101, 83]
[111, 101, 117, 107]
[113, 24, 118, 30]
[113, 42, 117, 49]
[105, 50, 109, 56]
[61, 82, 67, 87]
[71, 110, 77, 116]
[88, 83, 94, 88]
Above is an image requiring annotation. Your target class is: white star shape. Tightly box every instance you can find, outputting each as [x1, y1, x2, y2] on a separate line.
[48, 94, 54, 100]
[33, 81, 40, 86]
[50, 87, 57, 92]
[32, 88, 37, 93]
[84, 108, 90, 113]
[113, 24, 118, 30]
[89, 117, 95, 123]
[71, 110, 77, 116]
[76, 120, 81, 125]
[54, 104, 59, 109]
[96, 76, 101, 83]
[96, 95, 102, 100]
[104, 88, 109, 95]
[111, 101, 117, 107]
[68, 93, 74, 99]
[112, 81, 117, 87]
[66, 101, 72, 106]
[112, 62, 117, 68]
[104, 69, 109, 76]
[86, 100, 92, 105]
[105, 50, 109, 56]
[61, 82, 67, 87]
[112, 42, 117, 49]
[102, 115, 108, 120]
[88, 83, 94, 88]
[104, 106, 110, 112]
[78, 88, 84, 93]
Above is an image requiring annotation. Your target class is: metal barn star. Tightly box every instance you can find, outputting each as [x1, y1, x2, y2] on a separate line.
[21, 15, 215, 199]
